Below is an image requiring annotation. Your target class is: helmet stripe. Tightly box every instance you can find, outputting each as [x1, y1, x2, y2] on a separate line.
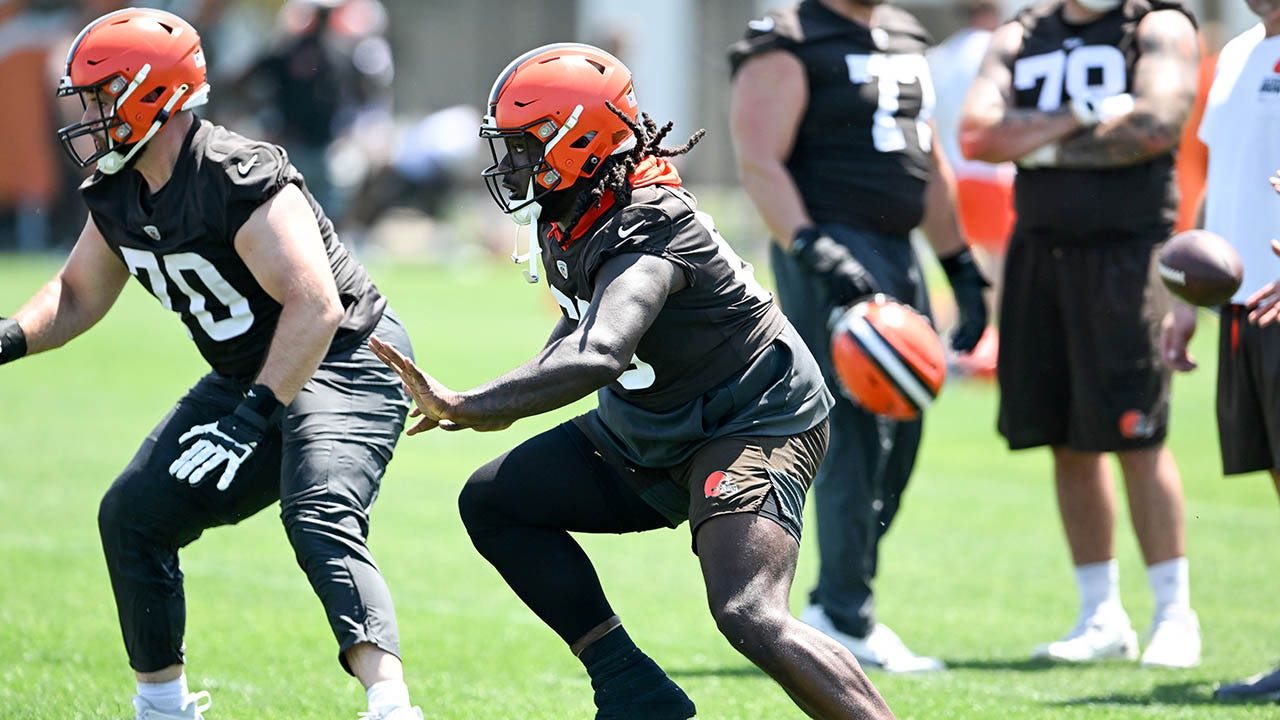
[846, 313, 937, 413]
[63, 7, 134, 71]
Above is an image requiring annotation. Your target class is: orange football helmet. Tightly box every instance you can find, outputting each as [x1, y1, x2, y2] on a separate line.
[57, 8, 210, 174]
[480, 43, 639, 225]
[830, 296, 946, 420]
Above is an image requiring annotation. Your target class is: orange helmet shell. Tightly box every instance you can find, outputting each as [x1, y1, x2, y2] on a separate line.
[482, 43, 638, 192]
[830, 297, 946, 420]
[57, 8, 209, 169]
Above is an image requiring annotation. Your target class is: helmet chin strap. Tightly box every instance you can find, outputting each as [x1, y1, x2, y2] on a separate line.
[510, 178, 543, 283]
[98, 81, 190, 175]
[1074, 0, 1122, 11]
[505, 104, 584, 284]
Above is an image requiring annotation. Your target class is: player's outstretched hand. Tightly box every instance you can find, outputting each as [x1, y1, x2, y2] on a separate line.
[1246, 239, 1280, 326]
[369, 335, 453, 434]
[1270, 169, 1280, 195]
[1159, 303, 1198, 372]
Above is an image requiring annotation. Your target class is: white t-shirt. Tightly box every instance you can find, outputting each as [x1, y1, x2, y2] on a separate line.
[1199, 24, 1280, 303]
[928, 28, 1014, 184]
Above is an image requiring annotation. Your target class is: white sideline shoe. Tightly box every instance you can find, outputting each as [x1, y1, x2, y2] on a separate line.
[800, 604, 945, 673]
[360, 707, 424, 720]
[1140, 606, 1201, 668]
[133, 691, 212, 720]
[1032, 611, 1138, 663]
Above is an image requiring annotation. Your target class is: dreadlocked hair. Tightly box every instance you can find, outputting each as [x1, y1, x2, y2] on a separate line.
[560, 105, 706, 233]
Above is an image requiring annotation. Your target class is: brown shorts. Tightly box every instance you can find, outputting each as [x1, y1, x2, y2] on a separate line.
[575, 417, 829, 552]
[1217, 305, 1280, 475]
[997, 236, 1171, 451]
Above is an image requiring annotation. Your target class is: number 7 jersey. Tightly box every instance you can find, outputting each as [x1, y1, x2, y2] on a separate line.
[80, 118, 385, 380]
[728, 0, 936, 237]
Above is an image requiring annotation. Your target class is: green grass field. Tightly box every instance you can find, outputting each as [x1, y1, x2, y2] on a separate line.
[2, 252, 1278, 720]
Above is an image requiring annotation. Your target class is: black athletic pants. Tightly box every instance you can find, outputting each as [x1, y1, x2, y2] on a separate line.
[97, 311, 412, 673]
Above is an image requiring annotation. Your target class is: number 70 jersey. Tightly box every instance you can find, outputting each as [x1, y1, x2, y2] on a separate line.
[80, 119, 385, 380]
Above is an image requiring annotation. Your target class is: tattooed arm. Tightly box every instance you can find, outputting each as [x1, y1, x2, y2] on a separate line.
[959, 22, 1084, 163]
[1055, 10, 1200, 169]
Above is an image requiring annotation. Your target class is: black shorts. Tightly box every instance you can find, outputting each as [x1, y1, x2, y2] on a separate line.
[997, 235, 1171, 451]
[1217, 305, 1280, 474]
[574, 416, 829, 551]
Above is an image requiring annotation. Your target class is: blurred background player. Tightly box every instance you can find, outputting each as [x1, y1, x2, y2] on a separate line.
[960, 0, 1202, 667]
[0, 8, 421, 719]
[928, 0, 1012, 379]
[728, 0, 990, 672]
[230, 0, 394, 216]
[374, 42, 896, 720]
[1162, 0, 1280, 700]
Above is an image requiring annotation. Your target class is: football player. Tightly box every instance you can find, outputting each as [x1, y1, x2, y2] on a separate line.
[1164, 0, 1280, 701]
[0, 9, 420, 719]
[960, 0, 1202, 666]
[369, 43, 894, 720]
[727, 0, 990, 672]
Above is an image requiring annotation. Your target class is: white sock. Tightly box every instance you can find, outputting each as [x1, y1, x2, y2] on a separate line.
[1147, 556, 1191, 613]
[1074, 559, 1122, 620]
[367, 679, 411, 713]
[137, 674, 188, 711]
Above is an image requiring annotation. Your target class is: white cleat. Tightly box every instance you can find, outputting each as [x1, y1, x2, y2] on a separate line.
[1140, 606, 1201, 668]
[1032, 612, 1138, 664]
[800, 604, 945, 673]
[133, 691, 212, 720]
[360, 707, 425, 720]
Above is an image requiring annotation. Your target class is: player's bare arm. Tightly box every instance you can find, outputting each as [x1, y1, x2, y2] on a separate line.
[920, 135, 967, 257]
[542, 314, 575, 350]
[234, 183, 345, 404]
[959, 22, 1082, 163]
[373, 252, 685, 434]
[1056, 10, 1200, 168]
[729, 50, 812, 249]
[8, 216, 130, 355]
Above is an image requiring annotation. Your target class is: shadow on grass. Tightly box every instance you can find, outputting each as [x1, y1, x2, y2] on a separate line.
[940, 658, 1060, 673]
[1048, 681, 1223, 707]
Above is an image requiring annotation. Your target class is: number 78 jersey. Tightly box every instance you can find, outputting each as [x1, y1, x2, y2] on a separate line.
[80, 119, 384, 380]
[1009, 0, 1193, 240]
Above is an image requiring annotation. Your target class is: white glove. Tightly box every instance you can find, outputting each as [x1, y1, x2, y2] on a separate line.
[1070, 93, 1135, 127]
[1016, 143, 1060, 169]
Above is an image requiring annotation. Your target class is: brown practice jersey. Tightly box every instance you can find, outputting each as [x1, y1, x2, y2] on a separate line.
[728, 0, 935, 237]
[1010, 0, 1194, 243]
[538, 175, 831, 467]
[81, 118, 385, 380]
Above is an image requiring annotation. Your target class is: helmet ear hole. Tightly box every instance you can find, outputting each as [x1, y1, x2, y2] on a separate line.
[139, 86, 164, 103]
[570, 131, 596, 149]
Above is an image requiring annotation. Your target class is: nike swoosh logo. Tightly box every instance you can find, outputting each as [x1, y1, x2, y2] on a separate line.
[237, 155, 259, 176]
[748, 17, 775, 33]
[618, 222, 644, 239]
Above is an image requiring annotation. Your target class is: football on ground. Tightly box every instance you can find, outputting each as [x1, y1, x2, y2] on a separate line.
[1157, 229, 1243, 307]
[830, 295, 946, 420]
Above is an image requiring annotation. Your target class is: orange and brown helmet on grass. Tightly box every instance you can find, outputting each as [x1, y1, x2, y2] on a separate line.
[57, 7, 210, 174]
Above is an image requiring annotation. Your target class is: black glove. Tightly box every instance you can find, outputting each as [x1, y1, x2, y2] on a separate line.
[790, 226, 879, 306]
[168, 384, 283, 491]
[0, 317, 28, 366]
[940, 248, 990, 353]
